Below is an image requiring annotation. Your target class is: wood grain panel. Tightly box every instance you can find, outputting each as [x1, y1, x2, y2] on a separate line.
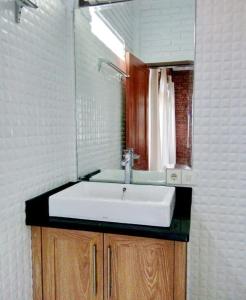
[31, 227, 43, 300]
[42, 228, 103, 300]
[125, 52, 149, 170]
[104, 234, 174, 300]
[174, 242, 187, 300]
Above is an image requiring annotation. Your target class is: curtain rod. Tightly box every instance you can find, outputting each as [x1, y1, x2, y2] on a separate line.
[155, 66, 194, 71]
[147, 60, 194, 68]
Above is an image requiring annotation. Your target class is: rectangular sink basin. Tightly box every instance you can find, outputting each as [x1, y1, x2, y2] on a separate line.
[49, 182, 175, 227]
[89, 169, 166, 185]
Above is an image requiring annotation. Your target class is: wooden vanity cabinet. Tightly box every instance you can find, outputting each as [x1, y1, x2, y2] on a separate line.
[32, 227, 103, 300]
[104, 234, 175, 300]
[32, 227, 187, 300]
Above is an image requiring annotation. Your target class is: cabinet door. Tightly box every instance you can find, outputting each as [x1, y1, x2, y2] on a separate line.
[104, 234, 174, 300]
[42, 228, 103, 300]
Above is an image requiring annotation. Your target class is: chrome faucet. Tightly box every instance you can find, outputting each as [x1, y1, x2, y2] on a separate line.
[121, 149, 139, 184]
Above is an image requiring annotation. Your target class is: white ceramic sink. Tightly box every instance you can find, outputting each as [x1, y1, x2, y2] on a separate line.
[89, 169, 166, 185]
[49, 182, 175, 227]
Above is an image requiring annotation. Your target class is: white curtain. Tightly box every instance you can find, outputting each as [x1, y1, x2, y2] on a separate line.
[148, 68, 176, 171]
[148, 69, 160, 170]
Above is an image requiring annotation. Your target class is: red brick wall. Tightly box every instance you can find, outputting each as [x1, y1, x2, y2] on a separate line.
[172, 70, 193, 166]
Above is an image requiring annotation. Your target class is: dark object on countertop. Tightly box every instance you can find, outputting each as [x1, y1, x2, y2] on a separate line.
[79, 169, 101, 181]
[26, 182, 192, 242]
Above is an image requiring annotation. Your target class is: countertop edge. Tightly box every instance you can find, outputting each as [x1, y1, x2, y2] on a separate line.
[25, 181, 192, 243]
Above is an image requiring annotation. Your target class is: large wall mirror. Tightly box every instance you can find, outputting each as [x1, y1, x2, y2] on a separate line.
[75, 0, 195, 184]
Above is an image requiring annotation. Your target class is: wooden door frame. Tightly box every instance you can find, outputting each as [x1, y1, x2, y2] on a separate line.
[125, 52, 149, 170]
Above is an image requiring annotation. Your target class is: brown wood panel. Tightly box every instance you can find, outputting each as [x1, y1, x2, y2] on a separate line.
[174, 242, 187, 300]
[42, 228, 103, 300]
[31, 227, 43, 300]
[125, 52, 149, 170]
[104, 234, 174, 300]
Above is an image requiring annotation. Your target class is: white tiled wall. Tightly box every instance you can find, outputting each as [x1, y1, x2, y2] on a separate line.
[1, 1, 246, 300]
[133, 0, 195, 63]
[0, 0, 76, 299]
[189, 0, 246, 299]
[75, 8, 133, 177]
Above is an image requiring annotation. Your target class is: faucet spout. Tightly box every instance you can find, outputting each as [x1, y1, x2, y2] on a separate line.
[121, 149, 139, 184]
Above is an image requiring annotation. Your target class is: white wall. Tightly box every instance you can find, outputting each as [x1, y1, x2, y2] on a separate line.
[75, 7, 133, 177]
[0, 0, 76, 299]
[133, 0, 195, 63]
[1, 1, 246, 300]
[189, 0, 246, 299]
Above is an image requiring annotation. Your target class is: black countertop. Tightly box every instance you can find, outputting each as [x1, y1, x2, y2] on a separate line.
[26, 182, 192, 242]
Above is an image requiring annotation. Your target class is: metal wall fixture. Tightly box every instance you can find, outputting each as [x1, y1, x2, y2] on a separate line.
[79, 0, 133, 7]
[98, 58, 130, 79]
[15, 0, 38, 23]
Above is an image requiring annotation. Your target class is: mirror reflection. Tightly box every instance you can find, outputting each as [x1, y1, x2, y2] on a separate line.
[75, 0, 195, 183]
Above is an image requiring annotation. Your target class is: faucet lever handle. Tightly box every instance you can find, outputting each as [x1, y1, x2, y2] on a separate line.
[133, 154, 140, 160]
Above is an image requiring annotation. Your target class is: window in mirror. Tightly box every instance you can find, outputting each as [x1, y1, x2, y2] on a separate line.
[89, 7, 126, 60]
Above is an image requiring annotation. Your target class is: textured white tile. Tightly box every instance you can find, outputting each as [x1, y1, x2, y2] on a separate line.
[188, 0, 246, 299]
[133, 0, 195, 62]
[75, 8, 131, 177]
[182, 169, 193, 185]
[0, 0, 76, 299]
